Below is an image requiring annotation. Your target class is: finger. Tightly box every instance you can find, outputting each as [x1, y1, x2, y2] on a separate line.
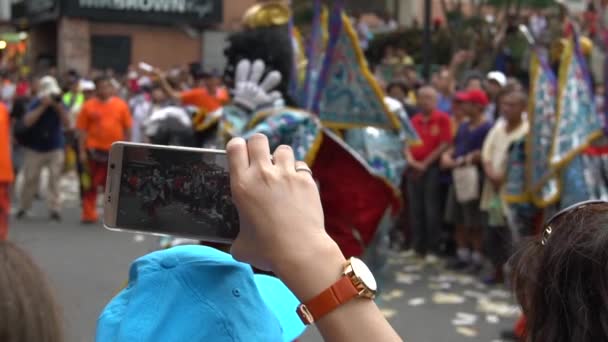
[226, 137, 249, 178]
[294, 161, 313, 178]
[273, 145, 296, 172]
[235, 59, 251, 85]
[268, 91, 283, 103]
[247, 134, 273, 168]
[249, 60, 265, 84]
[259, 70, 282, 92]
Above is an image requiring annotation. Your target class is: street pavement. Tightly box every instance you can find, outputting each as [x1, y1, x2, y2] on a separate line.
[8, 174, 519, 342]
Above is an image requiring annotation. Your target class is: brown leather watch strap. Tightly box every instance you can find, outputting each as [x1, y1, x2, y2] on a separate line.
[296, 275, 359, 324]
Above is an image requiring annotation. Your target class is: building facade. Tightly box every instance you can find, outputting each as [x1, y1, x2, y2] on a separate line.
[14, 0, 256, 74]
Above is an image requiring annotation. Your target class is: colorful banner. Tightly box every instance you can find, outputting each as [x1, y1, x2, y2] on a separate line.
[560, 155, 591, 208]
[502, 139, 529, 204]
[313, 9, 400, 129]
[550, 35, 603, 169]
[301, 0, 325, 110]
[526, 49, 560, 207]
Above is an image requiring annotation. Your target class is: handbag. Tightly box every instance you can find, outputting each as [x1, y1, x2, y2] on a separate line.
[452, 165, 480, 203]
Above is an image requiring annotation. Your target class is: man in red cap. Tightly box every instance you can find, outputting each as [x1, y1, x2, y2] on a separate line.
[441, 89, 493, 273]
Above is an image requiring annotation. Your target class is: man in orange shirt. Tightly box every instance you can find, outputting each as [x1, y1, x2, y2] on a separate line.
[76, 76, 132, 223]
[0, 101, 14, 239]
[156, 69, 222, 126]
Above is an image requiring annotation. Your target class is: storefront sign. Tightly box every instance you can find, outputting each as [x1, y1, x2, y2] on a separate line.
[63, 0, 222, 25]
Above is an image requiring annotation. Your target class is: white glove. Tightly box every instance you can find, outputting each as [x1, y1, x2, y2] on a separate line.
[233, 59, 283, 111]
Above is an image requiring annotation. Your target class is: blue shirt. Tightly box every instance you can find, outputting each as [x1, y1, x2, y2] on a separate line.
[454, 121, 493, 158]
[21, 99, 65, 151]
[437, 94, 452, 115]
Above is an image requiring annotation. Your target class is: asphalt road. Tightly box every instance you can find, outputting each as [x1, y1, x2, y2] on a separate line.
[8, 180, 518, 342]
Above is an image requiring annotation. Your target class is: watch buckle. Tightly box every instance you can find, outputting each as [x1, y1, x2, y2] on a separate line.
[296, 304, 315, 325]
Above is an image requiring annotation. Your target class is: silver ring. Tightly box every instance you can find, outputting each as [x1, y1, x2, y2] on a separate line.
[295, 167, 313, 176]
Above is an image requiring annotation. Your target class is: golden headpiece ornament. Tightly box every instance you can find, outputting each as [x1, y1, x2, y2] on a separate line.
[242, 1, 291, 29]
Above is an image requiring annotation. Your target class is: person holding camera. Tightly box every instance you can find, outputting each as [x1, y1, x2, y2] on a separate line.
[16, 76, 69, 221]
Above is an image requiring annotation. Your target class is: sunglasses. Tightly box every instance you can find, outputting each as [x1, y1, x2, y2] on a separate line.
[541, 200, 608, 246]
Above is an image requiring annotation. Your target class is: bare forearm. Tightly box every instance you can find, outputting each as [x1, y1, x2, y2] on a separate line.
[158, 76, 180, 101]
[423, 143, 449, 167]
[55, 104, 70, 128]
[274, 238, 402, 342]
[23, 105, 47, 127]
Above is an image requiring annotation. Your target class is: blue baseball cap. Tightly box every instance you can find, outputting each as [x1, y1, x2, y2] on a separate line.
[96, 245, 306, 342]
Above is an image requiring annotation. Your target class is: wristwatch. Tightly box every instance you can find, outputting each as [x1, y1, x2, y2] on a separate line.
[296, 257, 377, 325]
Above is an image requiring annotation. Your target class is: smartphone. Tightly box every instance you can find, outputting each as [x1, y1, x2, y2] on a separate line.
[104, 142, 239, 243]
[138, 62, 154, 73]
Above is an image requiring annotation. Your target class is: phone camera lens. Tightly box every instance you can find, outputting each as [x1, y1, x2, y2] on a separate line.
[110, 164, 115, 169]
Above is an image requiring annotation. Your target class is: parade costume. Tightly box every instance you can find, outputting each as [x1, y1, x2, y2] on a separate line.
[146, 1, 419, 262]
[503, 30, 605, 240]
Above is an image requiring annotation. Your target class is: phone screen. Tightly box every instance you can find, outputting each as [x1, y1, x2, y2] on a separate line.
[113, 144, 239, 242]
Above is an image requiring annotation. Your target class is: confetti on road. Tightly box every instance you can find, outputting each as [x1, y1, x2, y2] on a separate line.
[456, 326, 478, 337]
[486, 314, 500, 324]
[477, 298, 521, 318]
[380, 289, 405, 301]
[403, 264, 423, 272]
[488, 289, 511, 299]
[451, 312, 478, 326]
[395, 272, 421, 285]
[428, 282, 452, 290]
[407, 297, 426, 307]
[432, 292, 466, 304]
[463, 290, 488, 300]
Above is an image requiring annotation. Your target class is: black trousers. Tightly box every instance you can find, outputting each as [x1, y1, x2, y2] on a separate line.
[407, 165, 442, 255]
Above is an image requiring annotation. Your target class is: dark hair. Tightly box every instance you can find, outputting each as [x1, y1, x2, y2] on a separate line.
[0, 240, 63, 342]
[94, 75, 111, 86]
[386, 81, 410, 96]
[497, 87, 527, 104]
[511, 203, 608, 342]
[224, 25, 294, 105]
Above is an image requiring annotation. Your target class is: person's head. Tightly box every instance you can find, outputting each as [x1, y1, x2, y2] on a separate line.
[395, 47, 408, 57]
[465, 76, 483, 91]
[383, 45, 395, 58]
[64, 69, 80, 92]
[97, 246, 306, 341]
[191, 70, 211, 88]
[417, 86, 438, 114]
[386, 81, 409, 102]
[94, 76, 114, 100]
[498, 89, 526, 124]
[403, 65, 419, 84]
[435, 69, 451, 94]
[485, 71, 506, 99]
[79, 79, 96, 99]
[460, 89, 489, 119]
[150, 84, 167, 104]
[0, 240, 63, 342]
[512, 201, 608, 342]
[37, 75, 62, 100]
[452, 97, 467, 123]
[461, 70, 485, 91]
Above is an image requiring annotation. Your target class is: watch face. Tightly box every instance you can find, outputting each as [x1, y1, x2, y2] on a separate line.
[350, 257, 377, 292]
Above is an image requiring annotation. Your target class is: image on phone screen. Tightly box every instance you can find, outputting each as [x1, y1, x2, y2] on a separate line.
[111, 144, 239, 242]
